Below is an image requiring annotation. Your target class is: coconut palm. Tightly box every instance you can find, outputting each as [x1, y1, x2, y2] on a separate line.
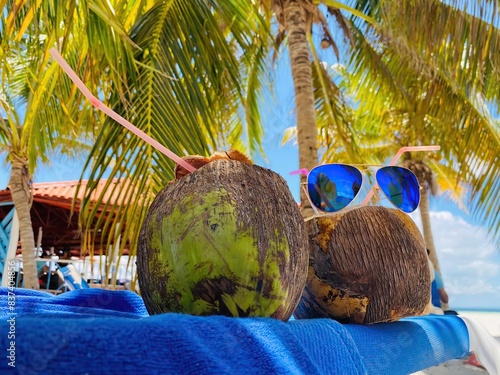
[317, 1, 500, 252]
[271, 1, 320, 218]
[0, 0, 141, 288]
[401, 160, 440, 266]
[266, 0, 378, 217]
[271, 0, 499, 282]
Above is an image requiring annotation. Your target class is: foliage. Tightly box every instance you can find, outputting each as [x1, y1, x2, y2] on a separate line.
[342, 0, 500, 249]
[0, 0, 146, 287]
[76, 0, 272, 277]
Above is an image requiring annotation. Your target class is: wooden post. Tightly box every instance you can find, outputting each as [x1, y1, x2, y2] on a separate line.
[36, 226, 43, 255]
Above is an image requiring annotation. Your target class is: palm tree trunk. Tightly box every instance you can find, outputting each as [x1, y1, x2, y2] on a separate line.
[9, 159, 39, 289]
[419, 188, 441, 274]
[420, 188, 448, 309]
[284, 0, 318, 218]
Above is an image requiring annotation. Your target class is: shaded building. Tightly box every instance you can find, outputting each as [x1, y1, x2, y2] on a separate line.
[0, 179, 135, 289]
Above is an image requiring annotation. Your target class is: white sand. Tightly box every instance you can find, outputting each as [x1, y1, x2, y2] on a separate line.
[459, 311, 500, 338]
[412, 312, 500, 375]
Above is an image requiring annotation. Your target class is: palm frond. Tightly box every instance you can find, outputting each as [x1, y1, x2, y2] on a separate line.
[379, 0, 500, 109]
[78, 0, 272, 258]
[429, 159, 467, 211]
[309, 46, 359, 162]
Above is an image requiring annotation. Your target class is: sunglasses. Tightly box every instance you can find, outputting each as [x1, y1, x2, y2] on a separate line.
[306, 164, 419, 213]
[291, 146, 440, 215]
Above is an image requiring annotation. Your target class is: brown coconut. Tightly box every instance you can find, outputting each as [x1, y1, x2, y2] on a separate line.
[293, 205, 430, 324]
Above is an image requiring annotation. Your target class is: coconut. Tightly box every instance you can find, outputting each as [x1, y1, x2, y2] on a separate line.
[137, 159, 308, 321]
[293, 205, 430, 324]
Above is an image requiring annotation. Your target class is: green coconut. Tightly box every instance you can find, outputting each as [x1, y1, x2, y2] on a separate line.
[293, 205, 431, 324]
[137, 159, 308, 321]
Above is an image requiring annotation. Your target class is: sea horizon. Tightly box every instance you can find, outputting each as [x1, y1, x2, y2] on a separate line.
[456, 307, 500, 313]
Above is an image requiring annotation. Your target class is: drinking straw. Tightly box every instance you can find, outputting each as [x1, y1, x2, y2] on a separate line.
[49, 48, 197, 173]
[289, 168, 309, 176]
[360, 145, 440, 205]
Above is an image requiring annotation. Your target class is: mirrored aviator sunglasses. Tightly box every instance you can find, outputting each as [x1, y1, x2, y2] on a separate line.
[306, 164, 420, 214]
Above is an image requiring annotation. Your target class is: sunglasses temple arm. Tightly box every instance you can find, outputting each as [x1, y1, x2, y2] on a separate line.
[360, 145, 440, 205]
[388, 146, 440, 166]
[49, 48, 197, 173]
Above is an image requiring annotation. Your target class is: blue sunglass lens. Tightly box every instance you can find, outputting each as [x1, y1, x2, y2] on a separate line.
[307, 164, 363, 213]
[376, 166, 420, 213]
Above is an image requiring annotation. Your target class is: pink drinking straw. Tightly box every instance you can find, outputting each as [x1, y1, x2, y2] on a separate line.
[49, 48, 197, 173]
[290, 168, 309, 176]
[360, 145, 440, 205]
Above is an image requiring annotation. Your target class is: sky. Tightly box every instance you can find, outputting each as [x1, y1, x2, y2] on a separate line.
[1, 32, 499, 312]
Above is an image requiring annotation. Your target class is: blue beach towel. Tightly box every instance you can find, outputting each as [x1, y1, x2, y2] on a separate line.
[0, 288, 469, 374]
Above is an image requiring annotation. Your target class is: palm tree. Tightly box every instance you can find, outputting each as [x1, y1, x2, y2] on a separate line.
[0, 0, 140, 288]
[401, 159, 440, 268]
[317, 1, 500, 252]
[271, 0, 499, 283]
[268, 0, 374, 216]
[275, 1, 320, 218]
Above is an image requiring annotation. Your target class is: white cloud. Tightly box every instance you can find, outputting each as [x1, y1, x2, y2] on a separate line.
[457, 260, 499, 278]
[409, 210, 495, 259]
[446, 278, 500, 296]
[409, 209, 500, 309]
[330, 63, 343, 72]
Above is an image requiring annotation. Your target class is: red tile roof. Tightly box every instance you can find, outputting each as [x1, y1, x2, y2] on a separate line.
[0, 179, 134, 211]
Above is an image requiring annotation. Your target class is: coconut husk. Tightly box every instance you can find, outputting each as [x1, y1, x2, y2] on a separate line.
[293, 205, 430, 324]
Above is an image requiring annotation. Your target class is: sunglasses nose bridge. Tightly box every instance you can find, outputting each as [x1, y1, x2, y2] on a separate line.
[359, 168, 380, 191]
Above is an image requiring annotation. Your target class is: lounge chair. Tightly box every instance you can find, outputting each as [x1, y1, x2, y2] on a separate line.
[56, 264, 90, 290]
